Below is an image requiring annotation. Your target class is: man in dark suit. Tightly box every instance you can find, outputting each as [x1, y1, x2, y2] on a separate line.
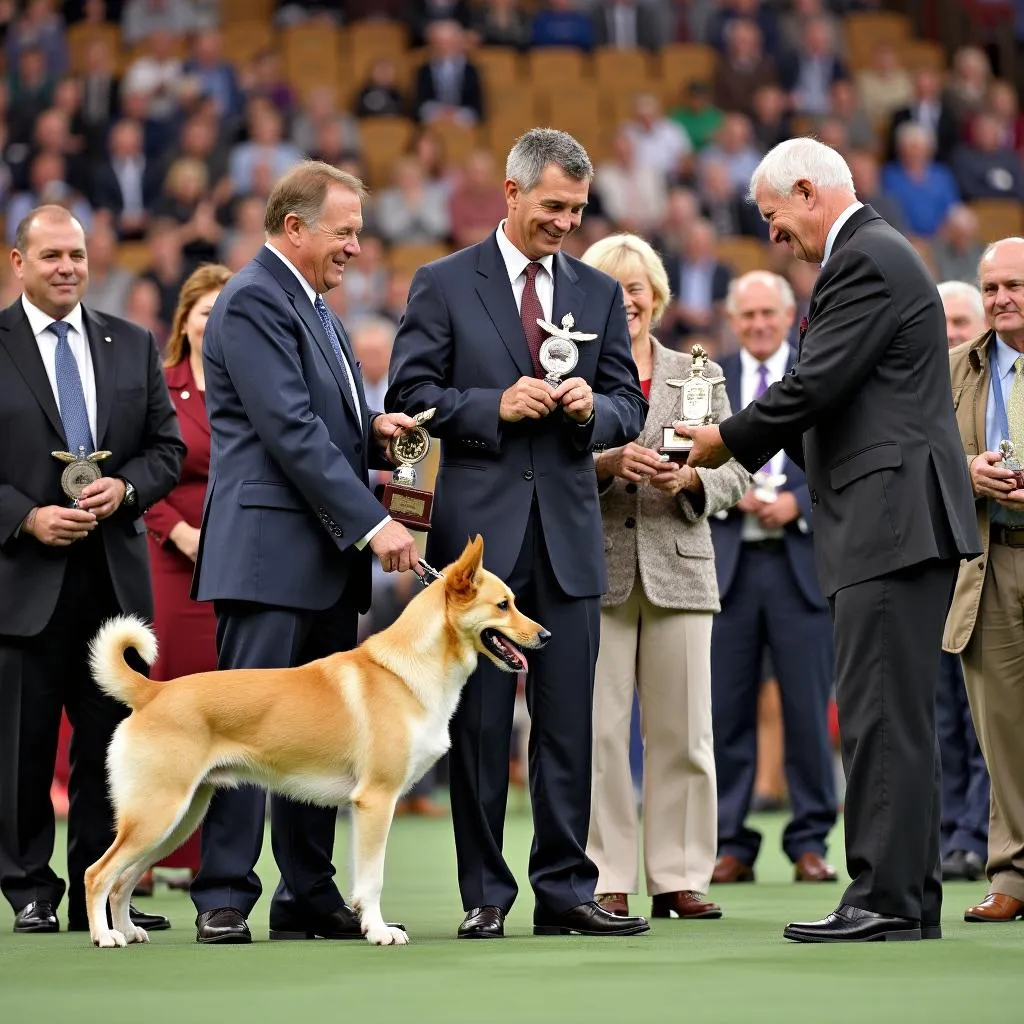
[682, 137, 981, 942]
[709, 270, 838, 887]
[0, 205, 184, 935]
[662, 219, 732, 342]
[386, 127, 650, 939]
[413, 20, 484, 126]
[89, 120, 163, 240]
[189, 161, 422, 945]
[887, 67, 959, 164]
[590, 0, 663, 51]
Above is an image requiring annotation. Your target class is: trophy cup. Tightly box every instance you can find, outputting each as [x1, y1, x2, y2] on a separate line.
[752, 470, 787, 503]
[999, 439, 1024, 490]
[536, 312, 598, 387]
[659, 344, 726, 462]
[51, 446, 112, 506]
[380, 409, 436, 532]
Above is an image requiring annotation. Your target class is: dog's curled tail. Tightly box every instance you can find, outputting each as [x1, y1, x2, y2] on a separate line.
[88, 614, 159, 710]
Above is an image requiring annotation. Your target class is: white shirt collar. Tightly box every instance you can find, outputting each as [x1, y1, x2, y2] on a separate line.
[495, 220, 555, 286]
[821, 201, 864, 267]
[22, 294, 86, 340]
[264, 241, 318, 306]
[739, 341, 791, 380]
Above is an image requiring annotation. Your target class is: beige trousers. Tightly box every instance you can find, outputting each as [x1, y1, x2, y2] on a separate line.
[587, 581, 716, 896]
[961, 540, 1024, 903]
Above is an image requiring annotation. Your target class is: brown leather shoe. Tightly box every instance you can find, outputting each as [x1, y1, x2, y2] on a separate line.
[596, 893, 629, 917]
[712, 854, 755, 884]
[651, 891, 723, 919]
[964, 893, 1024, 922]
[794, 852, 838, 882]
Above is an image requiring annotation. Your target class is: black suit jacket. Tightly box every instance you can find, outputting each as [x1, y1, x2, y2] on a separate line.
[386, 231, 648, 596]
[888, 103, 959, 162]
[414, 59, 484, 122]
[89, 157, 163, 216]
[718, 205, 980, 596]
[0, 300, 184, 636]
[590, 3, 663, 50]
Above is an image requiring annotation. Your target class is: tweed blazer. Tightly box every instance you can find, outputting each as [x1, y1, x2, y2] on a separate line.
[599, 338, 750, 611]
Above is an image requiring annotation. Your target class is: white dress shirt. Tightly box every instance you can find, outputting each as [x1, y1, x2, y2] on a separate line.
[495, 220, 554, 323]
[22, 295, 98, 446]
[740, 341, 791, 540]
[263, 243, 387, 548]
[821, 201, 864, 267]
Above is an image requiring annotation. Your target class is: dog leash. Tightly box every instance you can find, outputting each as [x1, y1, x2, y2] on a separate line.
[416, 560, 444, 586]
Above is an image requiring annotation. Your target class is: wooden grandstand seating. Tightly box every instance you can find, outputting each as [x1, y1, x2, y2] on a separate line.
[427, 121, 482, 167]
[967, 198, 1024, 242]
[67, 22, 122, 74]
[527, 47, 588, 87]
[348, 20, 410, 61]
[716, 237, 770, 275]
[281, 23, 342, 98]
[539, 85, 602, 153]
[220, 0, 276, 21]
[473, 47, 522, 92]
[845, 11, 912, 71]
[657, 43, 718, 107]
[593, 46, 653, 91]
[221, 22, 275, 67]
[359, 116, 416, 190]
[486, 105, 541, 166]
[116, 241, 152, 274]
[387, 242, 448, 276]
[900, 39, 946, 73]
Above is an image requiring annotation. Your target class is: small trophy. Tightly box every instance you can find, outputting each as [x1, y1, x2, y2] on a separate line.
[51, 446, 111, 506]
[380, 409, 436, 532]
[999, 439, 1024, 490]
[752, 470, 787, 503]
[537, 312, 597, 387]
[659, 344, 725, 462]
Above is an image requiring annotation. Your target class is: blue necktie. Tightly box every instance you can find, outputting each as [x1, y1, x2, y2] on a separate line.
[313, 296, 359, 412]
[51, 320, 94, 453]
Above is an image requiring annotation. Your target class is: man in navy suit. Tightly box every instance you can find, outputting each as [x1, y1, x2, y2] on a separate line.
[189, 161, 422, 945]
[709, 271, 838, 885]
[387, 128, 649, 938]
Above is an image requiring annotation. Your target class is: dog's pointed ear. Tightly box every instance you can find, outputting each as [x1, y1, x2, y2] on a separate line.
[446, 535, 484, 600]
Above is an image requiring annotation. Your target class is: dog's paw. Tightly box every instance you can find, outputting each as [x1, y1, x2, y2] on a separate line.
[126, 925, 150, 944]
[93, 929, 128, 949]
[365, 923, 409, 946]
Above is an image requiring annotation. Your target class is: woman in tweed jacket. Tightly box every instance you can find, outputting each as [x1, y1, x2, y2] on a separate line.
[581, 234, 749, 921]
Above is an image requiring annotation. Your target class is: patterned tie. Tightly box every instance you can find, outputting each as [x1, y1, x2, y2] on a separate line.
[520, 262, 546, 378]
[313, 295, 360, 412]
[1009, 355, 1024, 447]
[755, 363, 770, 472]
[51, 320, 94, 453]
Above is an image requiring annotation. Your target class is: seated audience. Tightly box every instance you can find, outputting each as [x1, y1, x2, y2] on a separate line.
[881, 123, 960, 238]
[414, 19, 483, 126]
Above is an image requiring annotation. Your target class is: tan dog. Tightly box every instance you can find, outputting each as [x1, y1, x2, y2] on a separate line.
[83, 536, 548, 949]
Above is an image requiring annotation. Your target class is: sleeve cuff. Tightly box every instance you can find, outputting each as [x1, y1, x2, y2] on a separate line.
[355, 515, 391, 550]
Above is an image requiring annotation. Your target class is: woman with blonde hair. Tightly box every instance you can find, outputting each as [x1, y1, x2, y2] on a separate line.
[582, 233, 749, 920]
[136, 263, 232, 893]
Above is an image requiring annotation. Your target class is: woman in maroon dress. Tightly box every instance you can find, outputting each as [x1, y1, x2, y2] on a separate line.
[138, 264, 232, 892]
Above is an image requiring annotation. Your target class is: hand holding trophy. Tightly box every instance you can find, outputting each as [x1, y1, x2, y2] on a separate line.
[380, 409, 436, 532]
[999, 439, 1024, 490]
[659, 344, 725, 464]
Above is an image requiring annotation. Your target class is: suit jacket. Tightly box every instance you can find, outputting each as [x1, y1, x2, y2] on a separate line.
[193, 247, 389, 613]
[413, 58, 484, 122]
[718, 205, 980, 597]
[89, 156, 163, 217]
[600, 339, 749, 612]
[944, 330, 997, 652]
[590, 3, 663, 51]
[888, 103, 960, 163]
[386, 231, 648, 597]
[0, 300, 184, 636]
[710, 350, 825, 609]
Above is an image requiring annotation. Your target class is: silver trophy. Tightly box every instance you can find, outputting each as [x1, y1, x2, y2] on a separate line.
[752, 470, 787, 503]
[999, 439, 1024, 489]
[660, 344, 726, 460]
[537, 312, 597, 387]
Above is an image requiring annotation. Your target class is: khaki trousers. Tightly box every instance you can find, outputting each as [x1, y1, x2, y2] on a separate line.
[587, 581, 716, 895]
[961, 539, 1024, 903]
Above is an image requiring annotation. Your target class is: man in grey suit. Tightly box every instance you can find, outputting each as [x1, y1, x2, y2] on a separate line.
[387, 128, 650, 939]
[682, 137, 981, 942]
[189, 161, 421, 944]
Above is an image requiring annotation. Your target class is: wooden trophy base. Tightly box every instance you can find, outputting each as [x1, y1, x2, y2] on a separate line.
[659, 426, 693, 465]
[379, 481, 433, 532]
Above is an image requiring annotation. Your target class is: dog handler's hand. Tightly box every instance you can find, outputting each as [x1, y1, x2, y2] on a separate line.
[22, 505, 96, 546]
[370, 520, 420, 573]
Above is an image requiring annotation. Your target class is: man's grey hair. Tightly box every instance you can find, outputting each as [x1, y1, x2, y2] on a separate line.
[894, 121, 936, 153]
[506, 128, 593, 193]
[937, 280, 984, 321]
[747, 137, 854, 203]
[351, 315, 397, 346]
[725, 270, 796, 316]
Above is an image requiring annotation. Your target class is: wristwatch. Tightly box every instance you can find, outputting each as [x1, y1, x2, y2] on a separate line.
[119, 478, 137, 509]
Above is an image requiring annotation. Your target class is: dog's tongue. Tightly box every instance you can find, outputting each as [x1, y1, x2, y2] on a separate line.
[496, 635, 528, 672]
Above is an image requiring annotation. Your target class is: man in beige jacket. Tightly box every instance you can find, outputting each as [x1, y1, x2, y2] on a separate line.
[945, 237, 1024, 923]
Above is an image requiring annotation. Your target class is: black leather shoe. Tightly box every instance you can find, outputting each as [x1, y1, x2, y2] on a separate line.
[13, 901, 59, 933]
[534, 901, 650, 936]
[67, 903, 169, 932]
[941, 849, 984, 882]
[196, 908, 251, 944]
[921, 923, 942, 940]
[783, 904, 921, 943]
[269, 902, 406, 940]
[457, 906, 505, 939]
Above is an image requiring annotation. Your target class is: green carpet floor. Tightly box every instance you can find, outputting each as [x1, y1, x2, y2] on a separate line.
[0, 800, 1017, 1023]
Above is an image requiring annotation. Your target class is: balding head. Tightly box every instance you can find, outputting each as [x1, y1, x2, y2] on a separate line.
[980, 237, 1024, 346]
[11, 205, 88, 319]
[726, 271, 796, 360]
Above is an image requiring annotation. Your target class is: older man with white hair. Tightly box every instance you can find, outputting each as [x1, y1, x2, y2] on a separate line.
[681, 137, 981, 942]
[945, 238, 1024, 923]
[938, 280, 986, 348]
[709, 271, 838, 888]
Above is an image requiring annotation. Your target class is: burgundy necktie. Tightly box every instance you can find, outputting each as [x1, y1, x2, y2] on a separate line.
[520, 262, 546, 378]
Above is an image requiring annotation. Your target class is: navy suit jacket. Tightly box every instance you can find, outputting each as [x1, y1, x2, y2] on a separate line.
[193, 246, 388, 613]
[386, 231, 647, 597]
[710, 350, 825, 610]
